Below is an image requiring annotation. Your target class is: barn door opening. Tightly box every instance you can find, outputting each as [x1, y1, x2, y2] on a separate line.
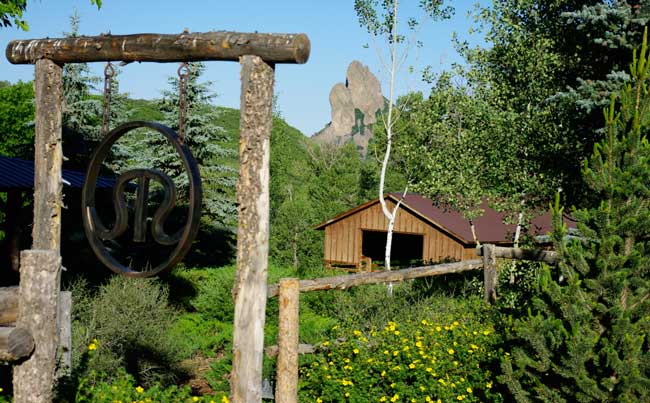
[361, 230, 424, 267]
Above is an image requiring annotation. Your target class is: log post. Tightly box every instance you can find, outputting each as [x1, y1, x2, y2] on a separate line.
[482, 244, 497, 304]
[31, 58, 63, 252]
[13, 250, 61, 403]
[275, 278, 300, 403]
[0, 327, 34, 361]
[230, 55, 275, 403]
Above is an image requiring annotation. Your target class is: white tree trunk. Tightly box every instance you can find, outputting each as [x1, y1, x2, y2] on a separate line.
[378, 0, 400, 281]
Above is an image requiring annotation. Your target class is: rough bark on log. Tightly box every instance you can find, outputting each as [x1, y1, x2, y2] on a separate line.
[0, 287, 19, 326]
[482, 244, 497, 304]
[275, 279, 299, 403]
[0, 308, 17, 326]
[0, 287, 18, 312]
[230, 55, 275, 403]
[7, 31, 310, 65]
[0, 327, 34, 361]
[477, 245, 558, 264]
[31, 58, 63, 251]
[267, 260, 484, 298]
[13, 250, 61, 403]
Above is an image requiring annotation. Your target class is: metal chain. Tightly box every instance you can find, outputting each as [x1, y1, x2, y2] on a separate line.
[102, 62, 115, 137]
[177, 62, 190, 143]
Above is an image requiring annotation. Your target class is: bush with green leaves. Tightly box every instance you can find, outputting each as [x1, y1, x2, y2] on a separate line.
[67, 275, 185, 389]
[299, 297, 504, 403]
[72, 370, 229, 403]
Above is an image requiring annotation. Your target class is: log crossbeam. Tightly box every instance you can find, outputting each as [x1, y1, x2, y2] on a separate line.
[6, 31, 310, 65]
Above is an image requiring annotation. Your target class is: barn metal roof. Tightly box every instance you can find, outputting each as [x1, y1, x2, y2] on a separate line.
[0, 155, 116, 191]
[315, 193, 576, 245]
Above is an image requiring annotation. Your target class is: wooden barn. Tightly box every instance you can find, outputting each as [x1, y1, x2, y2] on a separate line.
[316, 193, 564, 270]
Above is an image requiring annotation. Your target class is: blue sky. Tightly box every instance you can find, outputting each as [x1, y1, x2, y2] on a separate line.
[0, 1, 483, 136]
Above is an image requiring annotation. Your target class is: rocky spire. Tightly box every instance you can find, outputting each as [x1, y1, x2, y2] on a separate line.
[313, 61, 385, 155]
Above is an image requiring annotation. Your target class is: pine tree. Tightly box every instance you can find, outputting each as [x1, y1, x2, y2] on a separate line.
[500, 29, 650, 403]
[61, 12, 101, 170]
[140, 62, 237, 234]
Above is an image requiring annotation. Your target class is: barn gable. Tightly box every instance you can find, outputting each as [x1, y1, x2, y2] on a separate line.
[316, 193, 570, 270]
[316, 194, 479, 269]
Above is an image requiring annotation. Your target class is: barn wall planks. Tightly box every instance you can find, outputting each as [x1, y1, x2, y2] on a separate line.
[323, 200, 469, 267]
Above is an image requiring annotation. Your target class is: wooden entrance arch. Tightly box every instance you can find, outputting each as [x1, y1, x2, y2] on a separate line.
[5, 30, 310, 403]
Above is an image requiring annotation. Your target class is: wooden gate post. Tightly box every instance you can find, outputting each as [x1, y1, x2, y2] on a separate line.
[12, 58, 63, 403]
[231, 55, 275, 403]
[30, 58, 64, 251]
[276, 278, 300, 403]
[13, 250, 61, 403]
[482, 244, 497, 304]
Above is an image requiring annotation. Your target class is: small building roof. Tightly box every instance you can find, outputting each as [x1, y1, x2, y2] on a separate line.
[0, 155, 116, 191]
[316, 193, 575, 245]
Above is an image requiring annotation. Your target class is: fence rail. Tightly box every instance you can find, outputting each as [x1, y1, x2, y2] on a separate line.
[266, 244, 559, 402]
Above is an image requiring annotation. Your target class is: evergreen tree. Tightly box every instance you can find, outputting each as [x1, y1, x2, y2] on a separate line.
[500, 30, 650, 402]
[141, 62, 237, 236]
[61, 12, 101, 170]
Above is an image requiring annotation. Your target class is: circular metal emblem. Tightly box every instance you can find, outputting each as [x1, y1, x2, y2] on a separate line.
[82, 121, 202, 278]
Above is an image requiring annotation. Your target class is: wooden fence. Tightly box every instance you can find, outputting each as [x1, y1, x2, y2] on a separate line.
[266, 244, 558, 403]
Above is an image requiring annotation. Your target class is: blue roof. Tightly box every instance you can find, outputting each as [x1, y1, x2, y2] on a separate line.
[0, 155, 117, 190]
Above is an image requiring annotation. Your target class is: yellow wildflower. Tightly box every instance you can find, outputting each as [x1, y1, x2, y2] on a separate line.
[466, 387, 473, 394]
[353, 330, 362, 336]
[380, 397, 387, 402]
[316, 399, 323, 403]
[192, 397, 199, 402]
[408, 363, 415, 369]
[390, 394, 400, 402]
[447, 348, 455, 355]
[135, 386, 144, 393]
[353, 348, 359, 354]
[88, 342, 97, 351]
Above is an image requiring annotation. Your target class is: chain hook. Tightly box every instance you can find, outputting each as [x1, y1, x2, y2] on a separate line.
[177, 62, 190, 144]
[101, 62, 115, 138]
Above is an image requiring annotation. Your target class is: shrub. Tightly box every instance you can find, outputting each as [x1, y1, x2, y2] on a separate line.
[299, 300, 504, 402]
[72, 370, 230, 403]
[67, 275, 185, 389]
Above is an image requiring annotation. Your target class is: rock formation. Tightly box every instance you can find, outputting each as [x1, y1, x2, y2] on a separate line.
[313, 61, 385, 155]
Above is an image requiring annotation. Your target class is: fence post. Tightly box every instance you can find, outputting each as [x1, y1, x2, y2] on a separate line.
[276, 278, 300, 403]
[482, 244, 497, 304]
[231, 55, 275, 403]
